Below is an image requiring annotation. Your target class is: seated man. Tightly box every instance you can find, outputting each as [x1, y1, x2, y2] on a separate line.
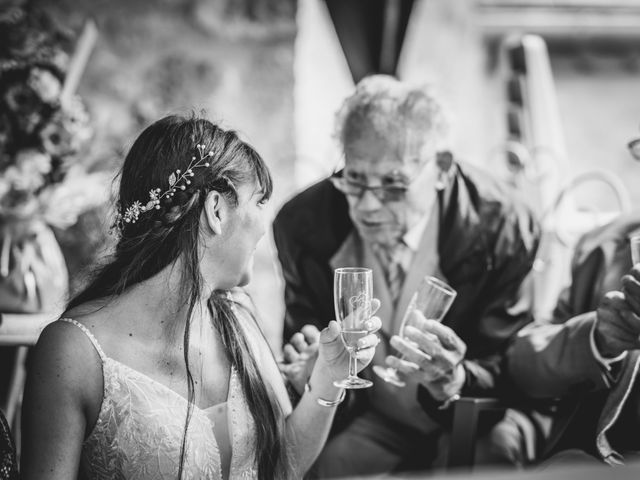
[273, 74, 541, 477]
[507, 208, 640, 465]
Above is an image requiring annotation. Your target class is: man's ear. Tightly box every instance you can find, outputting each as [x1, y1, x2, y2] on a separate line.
[436, 150, 453, 172]
[204, 191, 223, 235]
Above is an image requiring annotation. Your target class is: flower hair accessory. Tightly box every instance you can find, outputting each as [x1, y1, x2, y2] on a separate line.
[116, 143, 213, 227]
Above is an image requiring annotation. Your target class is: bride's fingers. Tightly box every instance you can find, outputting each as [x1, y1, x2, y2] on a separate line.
[370, 298, 381, 315]
[355, 333, 380, 355]
[354, 335, 380, 365]
[357, 333, 380, 349]
[355, 351, 375, 367]
[301, 324, 321, 344]
[290, 332, 308, 352]
[282, 344, 299, 363]
[364, 315, 382, 334]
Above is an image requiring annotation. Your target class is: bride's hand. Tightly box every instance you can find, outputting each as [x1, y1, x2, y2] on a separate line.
[317, 299, 382, 382]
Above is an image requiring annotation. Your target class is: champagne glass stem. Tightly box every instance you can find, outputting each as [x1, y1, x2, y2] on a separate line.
[348, 351, 358, 380]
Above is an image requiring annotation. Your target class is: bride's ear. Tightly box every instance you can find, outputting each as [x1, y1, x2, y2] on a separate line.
[204, 191, 223, 235]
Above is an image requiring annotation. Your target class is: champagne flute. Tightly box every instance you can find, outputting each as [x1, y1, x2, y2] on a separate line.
[373, 275, 457, 388]
[334, 267, 374, 389]
[630, 234, 640, 266]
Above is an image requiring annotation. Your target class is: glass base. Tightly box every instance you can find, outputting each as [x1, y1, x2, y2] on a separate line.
[372, 365, 406, 388]
[333, 377, 373, 389]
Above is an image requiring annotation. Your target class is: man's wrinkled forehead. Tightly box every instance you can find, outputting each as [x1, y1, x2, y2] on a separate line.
[343, 127, 435, 173]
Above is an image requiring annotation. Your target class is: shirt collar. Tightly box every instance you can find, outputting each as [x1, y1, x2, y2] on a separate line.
[403, 211, 429, 252]
[402, 193, 437, 252]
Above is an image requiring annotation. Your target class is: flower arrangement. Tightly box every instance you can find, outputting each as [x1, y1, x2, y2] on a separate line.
[0, 3, 106, 228]
[0, 2, 109, 313]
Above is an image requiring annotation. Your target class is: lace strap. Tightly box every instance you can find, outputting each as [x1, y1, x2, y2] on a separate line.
[59, 318, 107, 363]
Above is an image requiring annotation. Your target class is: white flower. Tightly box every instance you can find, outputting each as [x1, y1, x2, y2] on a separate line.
[39, 168, 111, 229]
[0, 176, 10, 200]
[39, 97, 92, 158]
[3, 166, 42, 193]
[123, 201, 143, 223]
[15, 148, 51, 176]
[2, 149, 51, 193]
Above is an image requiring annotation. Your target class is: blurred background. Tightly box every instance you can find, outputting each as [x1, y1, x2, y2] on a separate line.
[2, 0, 640, 370]
[3, 0, 640, 472]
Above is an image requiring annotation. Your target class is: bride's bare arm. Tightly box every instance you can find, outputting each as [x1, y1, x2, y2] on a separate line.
[21, 322, 102, 479]
[284, 319, 380, 477]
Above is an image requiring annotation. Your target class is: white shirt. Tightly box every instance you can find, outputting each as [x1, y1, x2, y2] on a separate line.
[382, 192, 437, 274]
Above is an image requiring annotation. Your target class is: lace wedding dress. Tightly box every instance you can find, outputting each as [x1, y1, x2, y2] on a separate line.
[61, 312, 289, 480]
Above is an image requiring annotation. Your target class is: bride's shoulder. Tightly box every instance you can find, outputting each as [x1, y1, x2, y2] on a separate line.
[38, 309, 107, 362]
[48, 301, 123, 359]
[28, 313, 105, 405]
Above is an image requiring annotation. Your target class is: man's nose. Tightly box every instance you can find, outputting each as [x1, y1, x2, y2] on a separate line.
[355, 188, 384, 212]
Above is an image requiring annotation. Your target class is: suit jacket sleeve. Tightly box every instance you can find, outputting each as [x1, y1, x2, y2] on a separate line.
[272, 180, 352, 342]
[507, 312, 609, 399]
[272, 185, 364, 433]
[419, 195, 540, 418]
[505, 227, 619, 399]
[460, 244, 538, 397]
[273, 211, 333, 342]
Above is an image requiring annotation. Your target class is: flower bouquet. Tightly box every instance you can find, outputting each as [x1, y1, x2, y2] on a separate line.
[0, 3, 107, 313]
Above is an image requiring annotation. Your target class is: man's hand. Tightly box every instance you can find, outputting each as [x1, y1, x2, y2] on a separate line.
[385, 310, 466, 401]
[279, 325, 321, 395]
[594, 267, 640, 358]
[622, 265, 640, 319]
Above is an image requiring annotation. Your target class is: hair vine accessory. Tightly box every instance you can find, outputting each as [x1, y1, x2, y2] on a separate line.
[115, 144, 213, 228]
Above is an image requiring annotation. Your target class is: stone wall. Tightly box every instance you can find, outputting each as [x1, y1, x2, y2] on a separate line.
[39, 0, 296, 348]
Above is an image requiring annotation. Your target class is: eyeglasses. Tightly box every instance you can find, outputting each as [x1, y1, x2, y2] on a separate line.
[628, 138, 640, 161]
[330, 172, 411, 203]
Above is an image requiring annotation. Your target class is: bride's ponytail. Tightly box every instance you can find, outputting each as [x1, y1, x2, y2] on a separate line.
[212, 292, 291, 480]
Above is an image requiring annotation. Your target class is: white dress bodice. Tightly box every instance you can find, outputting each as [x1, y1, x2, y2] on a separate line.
[60, 314, 280, 480]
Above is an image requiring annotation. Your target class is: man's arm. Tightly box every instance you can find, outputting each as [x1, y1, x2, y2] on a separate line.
[507, 311, 610, 399]
[272, 186, 366, 433]
[503, 213, 640, 400]
[272, 179, 351, 342]
[272, 212, 332, 341]
[411, 200, 541, 415]
[458, 209, 541, 398]
[505, 230, 640, 400]
[411, 249, 538, 419]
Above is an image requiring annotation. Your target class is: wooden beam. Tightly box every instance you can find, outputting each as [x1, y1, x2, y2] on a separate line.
[60, 19, 98, 108]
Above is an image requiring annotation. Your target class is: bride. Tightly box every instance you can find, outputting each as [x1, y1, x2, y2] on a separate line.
[20, 114, 381, 479]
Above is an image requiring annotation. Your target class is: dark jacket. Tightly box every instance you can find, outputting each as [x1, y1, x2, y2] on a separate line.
[0, 409, 18, 480]
[273, 161, 540, 429]
[507, 212, 640, 463]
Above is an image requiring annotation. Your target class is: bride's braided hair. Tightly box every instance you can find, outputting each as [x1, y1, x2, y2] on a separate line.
[66, 113, 289, 480]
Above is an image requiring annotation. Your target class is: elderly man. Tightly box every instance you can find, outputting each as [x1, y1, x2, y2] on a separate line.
[507, 207, 640, 464]
[273, 75, 540, 477]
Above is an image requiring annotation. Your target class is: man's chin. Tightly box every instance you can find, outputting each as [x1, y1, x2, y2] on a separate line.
[358, 230, 400, 248]
[238, 271, 252, 287]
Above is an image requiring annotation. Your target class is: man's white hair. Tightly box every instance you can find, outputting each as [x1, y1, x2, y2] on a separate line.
[334, 74, 451, 151]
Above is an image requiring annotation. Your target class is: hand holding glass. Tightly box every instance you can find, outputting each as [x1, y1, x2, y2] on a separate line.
[334, 267, 375, 389]
[373, 275, 457, 387]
